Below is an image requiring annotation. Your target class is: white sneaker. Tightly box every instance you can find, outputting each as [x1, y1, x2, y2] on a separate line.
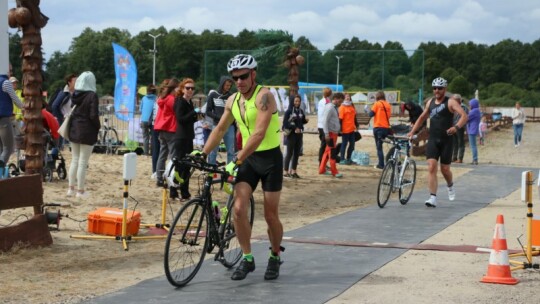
[66, 189, 75, 197]
[425, 196, 437, 207]
[151, 172, 157, 180]
[76, 191, 89, 200]
[447, 187, 456, 201]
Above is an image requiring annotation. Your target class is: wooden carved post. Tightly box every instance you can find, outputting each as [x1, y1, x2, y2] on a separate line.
[284, 47, 304, 98]
[7, 0, 48, 174]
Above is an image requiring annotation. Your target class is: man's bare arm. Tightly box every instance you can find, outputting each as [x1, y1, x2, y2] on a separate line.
[202, 95, 236, 155]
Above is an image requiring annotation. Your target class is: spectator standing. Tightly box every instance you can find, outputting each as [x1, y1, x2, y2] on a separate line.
[339, 93, 357, 165]
[479, 116, 488, 145]
[451, 94, 468, 163]
[205, 76, 235, 164]
[283, 95, 308, 178]
[318, 92, 344, 178]
[466, 98, 480, 165]
[66, 71, 100, 200]
[511, 102, 525, 147]
[407, 77, 468, 208]
[139, 84, 156, 156]
[8, 77, 23, 122]
[150, 79, 169, 179]
[173, 78, 199, 200]
[51, 74, 77, 149]
[317, 87, 332, 164]
[369, 91, 392, 169]
[154, 78, 179, 186]
[0, 71, 24, 164]
[51, 74, 77, 125]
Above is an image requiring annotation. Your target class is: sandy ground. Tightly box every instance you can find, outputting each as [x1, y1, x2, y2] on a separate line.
[0, 118, 538, 304]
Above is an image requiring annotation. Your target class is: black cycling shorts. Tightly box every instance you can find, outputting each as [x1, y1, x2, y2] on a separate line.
[425, 136, 453, 165]
[236, 147, 283, 192]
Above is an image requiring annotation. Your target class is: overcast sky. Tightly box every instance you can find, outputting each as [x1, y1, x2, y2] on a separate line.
[8, 0, 540, 59]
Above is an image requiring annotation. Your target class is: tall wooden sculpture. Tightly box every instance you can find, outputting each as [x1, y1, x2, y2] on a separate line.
[284, 46, 304, 98]
[7, 0, 48, 175]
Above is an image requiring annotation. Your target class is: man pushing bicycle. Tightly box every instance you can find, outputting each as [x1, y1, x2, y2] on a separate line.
[200, 54, 284, 281]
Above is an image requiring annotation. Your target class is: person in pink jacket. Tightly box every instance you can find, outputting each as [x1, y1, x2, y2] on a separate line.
[154, 78, 179, 186]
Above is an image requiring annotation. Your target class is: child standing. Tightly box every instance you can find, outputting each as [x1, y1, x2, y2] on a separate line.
[479, 116, 488, 145]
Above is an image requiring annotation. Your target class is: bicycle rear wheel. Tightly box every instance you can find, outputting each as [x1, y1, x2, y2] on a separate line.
[399, 159, 416, 205]
[164, 198, 209, 287]
[219, 195, 255, 268]
[377, 160, 395, 208]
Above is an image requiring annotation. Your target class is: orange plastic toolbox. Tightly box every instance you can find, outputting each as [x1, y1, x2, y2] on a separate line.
[532, 216, 540, 247]
[87, 207, 141, 236]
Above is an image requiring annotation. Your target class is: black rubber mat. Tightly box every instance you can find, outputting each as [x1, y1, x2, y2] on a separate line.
[87, 165, 535, 304]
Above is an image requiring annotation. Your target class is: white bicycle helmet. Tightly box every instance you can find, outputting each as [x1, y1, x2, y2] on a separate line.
[227, 54, 257, 72]
[432, 77, 448, 87]
[165, 160, 183, 188]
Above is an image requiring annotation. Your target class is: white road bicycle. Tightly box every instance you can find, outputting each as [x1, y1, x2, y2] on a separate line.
[377, 135, 417, 208]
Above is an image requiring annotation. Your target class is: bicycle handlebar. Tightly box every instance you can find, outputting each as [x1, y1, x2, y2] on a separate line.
[387, 134, 417, 141]
[173, 155, 231, 183]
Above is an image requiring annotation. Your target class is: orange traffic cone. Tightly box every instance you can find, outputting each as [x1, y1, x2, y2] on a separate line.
[481, 214, 519, 285]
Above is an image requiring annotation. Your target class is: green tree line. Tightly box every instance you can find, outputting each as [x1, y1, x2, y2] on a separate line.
[8, 27, 540, 107]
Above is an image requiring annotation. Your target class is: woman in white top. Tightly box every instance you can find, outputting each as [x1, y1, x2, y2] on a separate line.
[511, 102, 525, 147]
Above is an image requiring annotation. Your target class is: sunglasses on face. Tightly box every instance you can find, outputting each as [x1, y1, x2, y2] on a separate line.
[232, 71, 250, 81]
[184, 86, 195, 91]
[433, 87, 445, 91]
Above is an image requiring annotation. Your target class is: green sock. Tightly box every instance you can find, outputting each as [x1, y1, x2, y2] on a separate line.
[269, 251, 280, 260]
[243, 253, 253, 262]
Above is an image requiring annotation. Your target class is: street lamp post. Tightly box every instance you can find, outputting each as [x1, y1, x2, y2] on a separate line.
[335, 55, 343, 92]
[148, 33, 162, 85]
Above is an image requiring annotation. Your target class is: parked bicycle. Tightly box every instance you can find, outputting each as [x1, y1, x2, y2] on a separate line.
[377, 134, 417, 208]
[163, 155, 255, 287]
[96, 117, 120, 154]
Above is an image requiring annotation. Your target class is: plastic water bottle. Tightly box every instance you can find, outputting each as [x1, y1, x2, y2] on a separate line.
[212, 201, 221, 223]
[220, 206, 229, 224]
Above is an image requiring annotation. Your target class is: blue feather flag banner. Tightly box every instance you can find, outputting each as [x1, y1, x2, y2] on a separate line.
[112, 43, 137, 121]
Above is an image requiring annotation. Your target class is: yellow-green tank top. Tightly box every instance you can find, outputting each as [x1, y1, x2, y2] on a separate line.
[230, 85, 280, 151]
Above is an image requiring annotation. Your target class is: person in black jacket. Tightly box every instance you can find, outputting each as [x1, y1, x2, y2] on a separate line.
[173, 78, 199, 200]
[66, 71, 100, 200]
[51, 74, 77, 149]
[204, 76, 234, 164]
[404, 101, 423, 126]
[282, 95, 308, 178]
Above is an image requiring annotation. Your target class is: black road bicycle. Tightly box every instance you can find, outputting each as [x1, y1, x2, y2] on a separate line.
[163, 155, 255, 287]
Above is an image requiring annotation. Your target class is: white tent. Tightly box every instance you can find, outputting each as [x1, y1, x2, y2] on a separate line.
[351, 92, 368, 102]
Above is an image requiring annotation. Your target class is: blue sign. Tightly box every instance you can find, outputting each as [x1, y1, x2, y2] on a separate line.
[112, 43, 137, 121]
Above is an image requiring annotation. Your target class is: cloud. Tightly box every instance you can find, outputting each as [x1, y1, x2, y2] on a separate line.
[9, 0, 540, 61]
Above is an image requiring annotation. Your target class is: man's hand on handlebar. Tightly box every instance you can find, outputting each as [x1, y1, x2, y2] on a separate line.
[190, 150, 207, 161]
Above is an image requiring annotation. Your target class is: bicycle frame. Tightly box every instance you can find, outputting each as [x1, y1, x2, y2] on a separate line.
[175, 161, 225, 240]
[389, 137, 412, 190]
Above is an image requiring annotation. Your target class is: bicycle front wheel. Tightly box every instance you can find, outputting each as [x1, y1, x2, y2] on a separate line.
[399, 159, 416, 205]
[377, 160, 395, 208]
[164, 198, 209, 287]
[385, 146, 395, 163]
[219, 195, 255, 268]
[104, 129, 119, 154]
